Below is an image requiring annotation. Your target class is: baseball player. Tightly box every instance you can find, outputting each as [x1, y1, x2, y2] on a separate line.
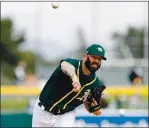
[32, 44, 107, 127]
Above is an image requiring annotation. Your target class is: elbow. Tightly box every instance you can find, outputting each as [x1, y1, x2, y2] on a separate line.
[61, 61, 66, 70]
[61, 61, 69, 74]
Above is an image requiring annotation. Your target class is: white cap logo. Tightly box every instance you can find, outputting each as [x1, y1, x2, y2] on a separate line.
[97, 47, 102, 52]
[86, 50, 88, 54]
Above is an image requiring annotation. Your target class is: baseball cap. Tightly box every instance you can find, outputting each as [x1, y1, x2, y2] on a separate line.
[85, 44, 107, 60]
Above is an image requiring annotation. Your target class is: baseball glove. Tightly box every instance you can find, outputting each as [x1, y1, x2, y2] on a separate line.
[86, 84, 106, 112]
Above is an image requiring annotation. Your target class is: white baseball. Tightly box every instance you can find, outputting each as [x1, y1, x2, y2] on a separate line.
[51, 2, 59, 9]
[119, 109, 126, 116]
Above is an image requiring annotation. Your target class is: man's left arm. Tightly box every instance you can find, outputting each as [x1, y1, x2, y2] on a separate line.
[84, 84, 106, 116]
[84, 100, 101, 116]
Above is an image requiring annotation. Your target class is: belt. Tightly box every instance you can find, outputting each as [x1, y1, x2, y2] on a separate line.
[38, 101, 65, 115]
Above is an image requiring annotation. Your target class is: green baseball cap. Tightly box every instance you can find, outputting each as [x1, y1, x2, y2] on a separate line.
[85, 44, 107, 60]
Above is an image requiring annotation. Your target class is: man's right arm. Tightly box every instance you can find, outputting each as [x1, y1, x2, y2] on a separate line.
[61, 61, 81, 92]
[61, 61, 76, 79]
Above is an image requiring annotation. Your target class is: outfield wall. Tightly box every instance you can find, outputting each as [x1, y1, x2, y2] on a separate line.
[1, 109, 148, 127]
[1, 85, 148, 96]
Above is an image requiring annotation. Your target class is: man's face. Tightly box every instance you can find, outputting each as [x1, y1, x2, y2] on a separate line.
[84, 54, 102, 73]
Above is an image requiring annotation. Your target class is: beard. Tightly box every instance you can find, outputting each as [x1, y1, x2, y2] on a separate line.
[85, 57, 101, 73]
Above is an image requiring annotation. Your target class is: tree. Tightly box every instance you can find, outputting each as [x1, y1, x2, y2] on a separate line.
[1, 18, 36, 84]
[111, 26, 145, 58]
[1, 18, 25, 55]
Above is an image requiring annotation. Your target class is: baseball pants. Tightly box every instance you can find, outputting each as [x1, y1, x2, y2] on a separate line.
[32, 99, 76, 127]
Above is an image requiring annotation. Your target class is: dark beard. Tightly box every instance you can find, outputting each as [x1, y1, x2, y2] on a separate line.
[85, 57, 101, 73]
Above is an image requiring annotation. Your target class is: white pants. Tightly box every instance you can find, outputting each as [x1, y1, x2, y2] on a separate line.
[32, 99, 76, 127]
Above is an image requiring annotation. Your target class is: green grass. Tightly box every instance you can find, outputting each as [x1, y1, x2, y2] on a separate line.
[1, 95, 148, 111]
[1, 98, 29, 111]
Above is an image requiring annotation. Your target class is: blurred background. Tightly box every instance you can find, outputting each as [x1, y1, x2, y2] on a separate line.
[1, 2, 148, 127]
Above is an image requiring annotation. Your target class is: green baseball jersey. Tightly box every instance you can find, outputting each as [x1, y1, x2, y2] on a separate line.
[39, 58, 102, 114]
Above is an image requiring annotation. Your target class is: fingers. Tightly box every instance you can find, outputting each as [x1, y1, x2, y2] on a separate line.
[91, 102, 94, 106]
[72, 76, 81, 92]
[93, 98, 97, 104]
[72, 83, 81, 92]
[91, 98, 97, 106]
[72, 81, 79, 86]
[72, 81, 81, 88]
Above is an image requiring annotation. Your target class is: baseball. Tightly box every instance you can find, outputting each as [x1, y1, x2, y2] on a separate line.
[119, 109, 126, 116]
[51, 2, 59, 9]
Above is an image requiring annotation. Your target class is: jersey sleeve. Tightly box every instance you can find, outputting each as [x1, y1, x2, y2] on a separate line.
[57, 58, 79, 72]
[60, 58, 79, 68]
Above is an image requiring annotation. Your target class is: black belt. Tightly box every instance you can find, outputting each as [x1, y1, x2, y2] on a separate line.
[38, 101, 66, 115]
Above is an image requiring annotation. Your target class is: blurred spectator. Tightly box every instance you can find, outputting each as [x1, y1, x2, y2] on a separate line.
[127, 68, 144, 109]
[128, 94, 144, 109]
[115, 94, 128, 109]
[128, 68, 143, 86]
[115, 95, 122, 109]
[24, 73, 39, 86]
[14, 60, 26, 85]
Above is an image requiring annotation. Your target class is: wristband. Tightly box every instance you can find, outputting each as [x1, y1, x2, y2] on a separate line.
[88, 104, 100, 113]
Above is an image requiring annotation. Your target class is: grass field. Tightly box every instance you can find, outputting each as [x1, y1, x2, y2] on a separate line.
[1, 97, 29, 111]
[1, 95, 148, 111]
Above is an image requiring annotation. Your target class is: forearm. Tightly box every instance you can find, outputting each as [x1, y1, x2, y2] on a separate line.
[84, 102, 101, 116]
[61, 61, 81, 92]
[61, 61, 77, 79]
[92, 109, 102, 116]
